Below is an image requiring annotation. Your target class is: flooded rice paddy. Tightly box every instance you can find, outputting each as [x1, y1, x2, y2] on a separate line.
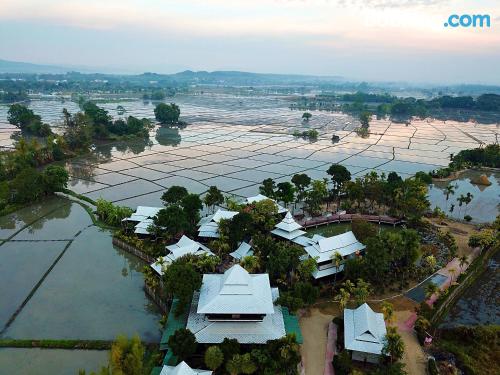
[440, 252, 500, 327]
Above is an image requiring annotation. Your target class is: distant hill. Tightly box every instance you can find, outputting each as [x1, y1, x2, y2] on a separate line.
[0, 59, 72, 74]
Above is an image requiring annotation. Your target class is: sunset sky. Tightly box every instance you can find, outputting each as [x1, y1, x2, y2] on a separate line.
[0, 0, 498, 83]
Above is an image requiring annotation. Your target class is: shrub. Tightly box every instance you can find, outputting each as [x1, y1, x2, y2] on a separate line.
[332, 350, 352, 375]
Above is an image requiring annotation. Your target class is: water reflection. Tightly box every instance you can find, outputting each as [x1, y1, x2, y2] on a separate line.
[156, 126, 182, 146]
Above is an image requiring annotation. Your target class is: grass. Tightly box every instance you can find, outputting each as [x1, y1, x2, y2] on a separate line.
[306, 222, 401, 237]
[0, 339, 113, 350]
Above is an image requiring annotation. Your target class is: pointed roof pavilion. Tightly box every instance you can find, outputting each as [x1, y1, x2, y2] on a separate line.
[344, 303, 387, 355]
[196, 264, 275, 315]
[159, 361, 212, 375]
[271, 211, 306, 240]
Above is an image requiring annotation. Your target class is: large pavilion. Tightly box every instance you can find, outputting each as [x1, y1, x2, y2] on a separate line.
[186, 264, 286, 344]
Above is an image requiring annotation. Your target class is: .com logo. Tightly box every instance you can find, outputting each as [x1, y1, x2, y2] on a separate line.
[444, 14, 491, 28]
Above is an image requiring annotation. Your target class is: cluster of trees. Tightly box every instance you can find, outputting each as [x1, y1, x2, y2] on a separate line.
[431, 144, 500, 177]
[0, 138, 69, 212]
[142, 90, 169, 101]
[95, 199, 134, 226]
[150, 185, 203, 239]
[168, 330, 301, 375]
[154, 103, 181, 125]
[0, 90, 28, 103]
[8, 103, 52, 136]
[292, 129, 318, 141]
[259, 165, 430, 221]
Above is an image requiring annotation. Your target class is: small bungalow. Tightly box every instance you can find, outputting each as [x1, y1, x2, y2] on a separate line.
[344, 303, 387, 363]
[271, 211, 306, 241]
[151, 236, 215, 276]
[159, 361, 212, 375]
[229, 241, 253, 261]
[186, 264, 286, 344]
[245, 194, 288, 214]
[122, 206, 162, 237]
[197, 209, 238, 238]
[301, 231, 365, 279]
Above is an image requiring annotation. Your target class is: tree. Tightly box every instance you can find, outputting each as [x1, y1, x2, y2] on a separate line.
[241, 255, 260, 273]
[424, 281, 439, 300]
[291, 173, 311, 205]
[181, 193, 203, 229]
[352, 278, 371, 306]
[41, 165, 69, 193]
[162, 185, 188, 205]
[276, 182, 295, 208]
[381, 301, 394, 324]
[302, 112, 312, 121]
[351, 219, 377, 242]
[220, 338, 240, 362]
[204, 186, 224, 213]
[305, 179, 328, 215]
[10, 168, 43, 203]
[168, 328, 197, 361]
[7, 104, 40, 130]
[359, 111, 371, 128]
[459, 255, 469, 272]
[327, 164, 351, 207]
[108, 334, 145, 375]
[154, 205, 189, 237]
[163, 262, 202, 316]
[226, 353, 257, 375]
[205, 346, 224, 371]
[382, 327, 405, 364]
[331, 251, 343, 288]
[154, 103, 180, 124]
[259, 178, 276, 198]
[444, 184, 455, 211]
[264, 334, 301, 374]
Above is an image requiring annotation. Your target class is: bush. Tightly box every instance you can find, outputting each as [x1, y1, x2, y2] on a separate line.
[428, 357, 439, 375]
[332, 350, 352, 375]
[464, 214, 472, 222]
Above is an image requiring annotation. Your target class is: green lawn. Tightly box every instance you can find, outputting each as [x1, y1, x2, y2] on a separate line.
[306, 222, 401, 238]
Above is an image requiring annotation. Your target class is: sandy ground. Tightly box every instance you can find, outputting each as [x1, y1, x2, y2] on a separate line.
[427, 217, 478, 257]
[394, 310, 427, 375]
[299, 308, 335, 375]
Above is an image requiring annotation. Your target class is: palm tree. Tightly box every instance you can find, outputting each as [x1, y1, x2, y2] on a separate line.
[457, 194, 466, 217]
[382, 327, 405, 364]
[449, 267, 457, 287]
[226, 353, 256, 375]
[424, 281, 439, 300]
[459, 255, 469, 272]
[444, 184, 455, 211]
[331, 251, 343, 289]
[337, 287, 351, 311]
[464, 192, 473, 217]
[381, 301, 394, 324]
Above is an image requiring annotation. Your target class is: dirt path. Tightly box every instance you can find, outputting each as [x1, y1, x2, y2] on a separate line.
[299, 308, 334, 375]
[395, 310, 427, 375]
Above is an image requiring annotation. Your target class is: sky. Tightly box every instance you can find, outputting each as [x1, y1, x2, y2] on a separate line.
[0, 0, 499, 84]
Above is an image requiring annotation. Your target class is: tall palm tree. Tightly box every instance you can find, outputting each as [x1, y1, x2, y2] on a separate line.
[381, 301, 394, 324]
[331, 251, 343, 289]
[425, 282, 439, 300]
[449, 267, 457, 287]
[444, 184, 455, 211]
[382, 327, 405, 364]
[459, 255, 469, 272]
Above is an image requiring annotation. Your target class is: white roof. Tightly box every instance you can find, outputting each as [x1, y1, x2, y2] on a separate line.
[344, 303, 387, 355]
[187, 288, 286, 344]
[304, 231, 365, 263]
[245, 194, 287, 213]
[134, 218, 154, 235]
[312, 264, 344, 279]
[124, 206, 162, 222]
[160, 361, 212, 375]
[196, 265, 275, 315]
[271, 211, 306, 240]
[197, 209, 238, 238]
[150, 236, 214, 275]
[229, 242, 253, 260]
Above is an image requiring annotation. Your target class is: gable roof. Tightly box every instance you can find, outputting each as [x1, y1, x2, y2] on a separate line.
[344, 303, 387, 355]
[229, 242, 253, 260]
[304, 231, 365, 263]
[196, 265, 275, 315]
[159, 361, 212, 375]
[197, 209, 238, 238]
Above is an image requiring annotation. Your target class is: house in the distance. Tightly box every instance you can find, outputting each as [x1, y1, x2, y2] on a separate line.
[245, 194, 288, 214]
[344, 303, 388, 363]
[186, 264, 286, 344]
[122, 206, 162, 237]
[151, 236, 215, 276]
[197, 209, 238, 238]
[159, 361, 212, 375]
[301, 231, 365, 279]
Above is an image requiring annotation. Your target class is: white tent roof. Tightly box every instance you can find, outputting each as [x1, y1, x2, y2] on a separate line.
[150, 236, 214, 275]
[271, 211, 306, 240]
[344, 303, 387, 355]
[187, 289, 286, 344]
[123, 206, 162, 223]
[245, 194, 287, 213]
[160, 361, 212, 375]
[196, 265, 275, 315]
[197, 209, 238, 238]
[304, 231, 365, 263]
[229, 242, 253, 260]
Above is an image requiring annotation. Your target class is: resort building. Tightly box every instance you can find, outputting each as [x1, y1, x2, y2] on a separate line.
[245, 194, 288, 214]
[122, 206, 162, 236]
[159, 361, 212, 375]
[344, 303, 388, 363]
[197, 209, 238, 238]
[151, 236, 215, 276]
[229, 241, 253, 261]
[186, 264, 286, 344]
[271, 211, 306, 241]
[300, 231, 365, 279]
